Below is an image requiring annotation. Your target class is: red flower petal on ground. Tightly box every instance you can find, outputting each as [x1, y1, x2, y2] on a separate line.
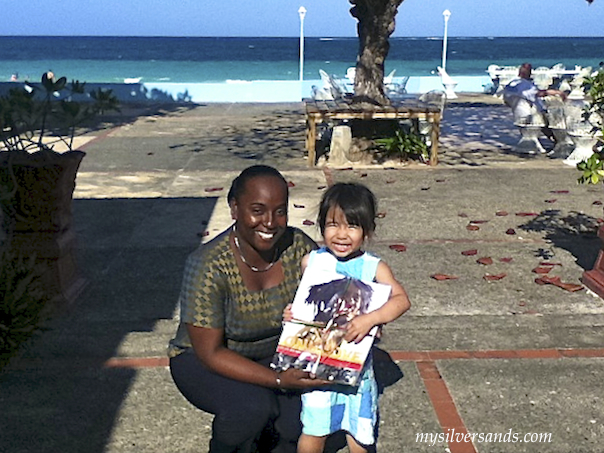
[386, 180, 396, 184]
[544, 199, 557, 203]
[477, 257, 493, 265]
[506, 228, 516, 235]
[431, 273, 458, 280]
[593, 200, 603, 205]
[495, 210, 509, 216]
[550, 190, 569, 194]
[470, 220, 489, 224]
[287, 181, 295, 188]
[532, 266, 554, 274]
[461, 249, 478, 256]
[389, 244, 407, 252]
[484, 273, 507, 281]
[499, 257, 513, 263]
[293, 204, 305, 209]
[302, 219, 315, 226]
[466, 224, 480, 231]
[540, 261, 562, 266]
[435, 179, 446, 182]
[458, 212, 468, 217]
[515, 212, 539, 217]
[338, 167, 353, 171]
[204, 187, 224, 192]
[317, 185, 327, 190]
[376, 212, 387, 218]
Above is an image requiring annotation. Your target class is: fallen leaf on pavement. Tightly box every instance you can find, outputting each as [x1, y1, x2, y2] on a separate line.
[386, 180, 396, 184]
[389, 244, 407, 252]
[593, 200, 603, 205]
[317, 185, 327, 190]
[431, 273, 458, 280]
[532, 266, 554, 274]
[540, 261, 562, 266]
[516, 212, 539, 217]
[376, 212, 387, 218]
[544, 199, 557, 203]
[466, 224, 480, 231]
[204, 187, 223, 192]
[484, 273, 507, 281]
[458, 212, 468, 218]
[496, 210, 509, 216]
[477, 257, 493, 265]
[534, 275, 584, 292]
[360, 173, 368, 177]
[499, 257, 513, 263]
[470, 220, 489, 224]
[506, 228, 516, 235]
[461, 249, 478, 256]
[550, 190, 569, 194]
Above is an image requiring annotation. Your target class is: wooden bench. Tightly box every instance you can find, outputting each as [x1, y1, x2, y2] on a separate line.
[304, 97, 443, 167]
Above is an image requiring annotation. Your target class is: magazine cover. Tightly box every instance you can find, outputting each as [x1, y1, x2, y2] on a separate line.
[271, 268, 391, 386]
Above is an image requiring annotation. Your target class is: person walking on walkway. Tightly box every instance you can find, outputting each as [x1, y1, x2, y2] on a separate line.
[168, 165, 327, 453]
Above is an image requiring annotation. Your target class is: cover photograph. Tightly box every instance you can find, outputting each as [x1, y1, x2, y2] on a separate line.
[271, 268, 391, 386]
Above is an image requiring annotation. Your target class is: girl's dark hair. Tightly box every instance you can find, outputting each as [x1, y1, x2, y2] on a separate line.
[317, 183, 377, 235]
[227, 165, 288, 204]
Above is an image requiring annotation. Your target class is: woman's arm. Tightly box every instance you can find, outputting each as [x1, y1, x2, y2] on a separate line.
[187, 324, 327, 389]
[345, 261, 411, 343]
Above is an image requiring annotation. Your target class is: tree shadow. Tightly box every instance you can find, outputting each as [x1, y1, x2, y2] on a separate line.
[517, 209, 601, 270]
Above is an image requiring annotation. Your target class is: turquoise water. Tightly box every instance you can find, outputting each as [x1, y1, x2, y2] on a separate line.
[1, 36, 603, 84]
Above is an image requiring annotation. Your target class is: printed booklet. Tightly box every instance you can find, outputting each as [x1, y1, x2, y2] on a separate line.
[271, 268, 391, 386]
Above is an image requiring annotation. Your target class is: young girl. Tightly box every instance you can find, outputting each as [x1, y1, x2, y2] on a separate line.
[286, 182, 411, 453]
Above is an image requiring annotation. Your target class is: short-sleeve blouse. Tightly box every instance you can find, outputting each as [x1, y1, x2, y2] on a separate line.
[168, 226, 316, 360]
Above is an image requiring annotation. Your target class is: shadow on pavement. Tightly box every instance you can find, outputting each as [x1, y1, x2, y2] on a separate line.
[0, 196, 216, 453]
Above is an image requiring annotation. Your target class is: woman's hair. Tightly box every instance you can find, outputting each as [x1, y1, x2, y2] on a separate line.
[317, 182, 377, 236]
[227, 165, 288, 204]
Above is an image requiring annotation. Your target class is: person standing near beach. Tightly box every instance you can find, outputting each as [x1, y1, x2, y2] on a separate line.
[168, 165, 328, 453]
[284, 182, 411, 453]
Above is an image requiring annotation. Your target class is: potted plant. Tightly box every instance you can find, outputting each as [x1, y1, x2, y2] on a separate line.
[0, 72, 119, 307]
[577, 69, 604, 297]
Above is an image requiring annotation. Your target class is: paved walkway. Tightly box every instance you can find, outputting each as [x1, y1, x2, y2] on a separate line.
[1, 98, 604, 453]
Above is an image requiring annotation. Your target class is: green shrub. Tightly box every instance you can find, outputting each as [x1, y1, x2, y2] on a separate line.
[374, 128, 429, 162]
[0, 243, 48, 370]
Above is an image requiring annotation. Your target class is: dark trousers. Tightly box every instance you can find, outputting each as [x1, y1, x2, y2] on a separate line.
[170, 351, 302, 453]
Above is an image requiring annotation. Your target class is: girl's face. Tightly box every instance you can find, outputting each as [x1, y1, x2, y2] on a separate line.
[230, 175, 288, 253]
[323, 206, 365, 258]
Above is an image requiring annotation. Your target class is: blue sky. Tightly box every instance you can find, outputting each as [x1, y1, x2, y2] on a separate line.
[3, 0, 603, 37]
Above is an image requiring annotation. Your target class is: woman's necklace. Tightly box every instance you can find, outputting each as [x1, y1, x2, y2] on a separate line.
[232, 226, 278, 273]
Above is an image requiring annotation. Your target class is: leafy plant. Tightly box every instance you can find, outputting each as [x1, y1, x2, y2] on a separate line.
[0, 72, 120, 153]
[577, 69, 604, 184]
[0, 240, 48, 370]
[577, 152, 604, 184]
[374, 128, 429, 162]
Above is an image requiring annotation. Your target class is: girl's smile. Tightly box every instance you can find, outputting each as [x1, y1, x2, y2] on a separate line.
[323, 206, 365, 258]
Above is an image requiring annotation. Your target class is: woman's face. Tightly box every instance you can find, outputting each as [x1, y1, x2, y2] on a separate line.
[231, 175, 288, 252]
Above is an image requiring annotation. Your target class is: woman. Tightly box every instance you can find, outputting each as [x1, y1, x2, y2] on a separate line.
[169, 165, 325, 453]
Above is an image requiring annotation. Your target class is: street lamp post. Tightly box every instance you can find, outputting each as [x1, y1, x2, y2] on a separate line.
[442, 9, 451, 72]
[298, 6, 306, 100]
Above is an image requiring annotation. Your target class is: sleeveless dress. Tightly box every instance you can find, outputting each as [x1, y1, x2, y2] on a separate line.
[300, 247, 380, 447]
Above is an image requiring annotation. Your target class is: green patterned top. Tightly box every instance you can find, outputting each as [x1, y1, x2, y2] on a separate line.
[168, 227, 316, 360]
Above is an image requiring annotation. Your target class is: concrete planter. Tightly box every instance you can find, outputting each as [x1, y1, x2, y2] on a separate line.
[583, 225, 604, 299]
[0, 149, 87, 307]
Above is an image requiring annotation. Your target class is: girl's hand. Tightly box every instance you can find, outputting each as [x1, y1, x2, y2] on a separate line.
[344, 314, 375, 344]
[278, 368, 330, 389]
[282, 303, 293, 323]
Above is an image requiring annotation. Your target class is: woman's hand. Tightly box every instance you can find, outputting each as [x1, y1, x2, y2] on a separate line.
[344, 313, 375, 344]
[277, 367, 330, 390]
[282, 303, 293, 323]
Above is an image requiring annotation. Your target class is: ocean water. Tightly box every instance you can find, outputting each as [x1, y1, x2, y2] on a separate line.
[1, 36, 603, 84]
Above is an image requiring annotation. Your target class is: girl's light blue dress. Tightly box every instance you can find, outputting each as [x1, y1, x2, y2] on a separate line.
[300, 247, 380, 447]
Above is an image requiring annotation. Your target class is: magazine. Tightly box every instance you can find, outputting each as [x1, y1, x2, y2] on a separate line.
[271, 268, 391, 386]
